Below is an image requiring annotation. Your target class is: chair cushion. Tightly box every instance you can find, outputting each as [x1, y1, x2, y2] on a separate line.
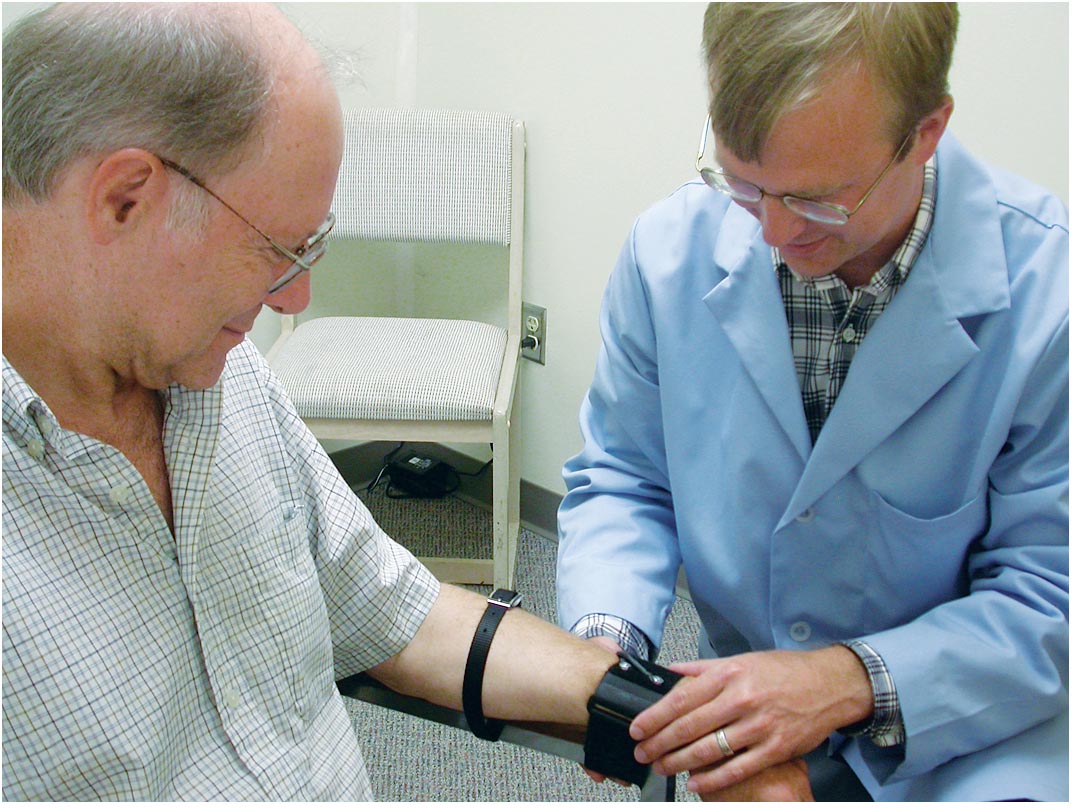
[271, 317, 508, 421]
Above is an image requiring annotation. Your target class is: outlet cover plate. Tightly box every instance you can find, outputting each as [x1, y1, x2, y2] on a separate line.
[522, 302, 546, 364]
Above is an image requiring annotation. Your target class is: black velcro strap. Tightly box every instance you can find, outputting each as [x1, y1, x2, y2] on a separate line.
[584, 654, 683, 786]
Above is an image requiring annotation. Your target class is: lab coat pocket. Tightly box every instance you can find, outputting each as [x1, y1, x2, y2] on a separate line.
[866, 488, 986, 623]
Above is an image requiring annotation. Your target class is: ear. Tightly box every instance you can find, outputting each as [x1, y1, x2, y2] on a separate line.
[911, 95, 954, 166]
[85, 149, 169, 245]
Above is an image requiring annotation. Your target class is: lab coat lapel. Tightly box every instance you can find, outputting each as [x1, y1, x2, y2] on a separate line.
[780, 258, 979, 525]
[704, 214, 812, 463]
[780, 134, 1011, 524]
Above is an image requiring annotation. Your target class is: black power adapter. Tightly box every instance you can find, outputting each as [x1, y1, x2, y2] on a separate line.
[386, 451, 459, 498]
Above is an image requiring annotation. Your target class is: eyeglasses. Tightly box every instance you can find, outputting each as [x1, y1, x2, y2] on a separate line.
[158, 156, 335, 293]
[695, 116, 914, 226]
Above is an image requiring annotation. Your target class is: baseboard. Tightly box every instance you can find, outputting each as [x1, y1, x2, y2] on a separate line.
[328, 441, 562, 540]
[516, 480, 562, 541]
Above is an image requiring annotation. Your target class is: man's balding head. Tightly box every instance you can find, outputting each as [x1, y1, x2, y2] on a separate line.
[2, 2, 324, 205]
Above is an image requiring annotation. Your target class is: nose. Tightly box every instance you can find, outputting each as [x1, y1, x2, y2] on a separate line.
[264, 272, 312, 315]
[756, 196, 809, 249]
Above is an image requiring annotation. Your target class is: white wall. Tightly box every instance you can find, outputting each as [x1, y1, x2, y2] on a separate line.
[949, 3, 1069, 191]
[268, 2, 1068, 495]
[262, 2, 713, 484]
[5, 3, 1067, 495]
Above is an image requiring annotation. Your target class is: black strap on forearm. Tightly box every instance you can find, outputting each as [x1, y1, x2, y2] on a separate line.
[462, 589, 523, 741]
[584, 653, 683, 786]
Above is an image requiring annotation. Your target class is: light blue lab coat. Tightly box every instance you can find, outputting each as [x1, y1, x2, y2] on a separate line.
[557, 134, 1069, 801]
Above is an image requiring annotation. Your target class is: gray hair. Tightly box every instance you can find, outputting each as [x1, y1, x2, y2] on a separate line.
[2, 3, 276, 206]
[703, 3, 958, 162]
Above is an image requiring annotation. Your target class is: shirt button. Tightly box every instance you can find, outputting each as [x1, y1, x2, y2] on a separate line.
[795, 507, 815, 523]
[26, 439, 45, 460]
[223, 687, 241, 709]
[842, 325, 857, 342]
[789, 622, 812, 643]
[109, 485, 132, 506]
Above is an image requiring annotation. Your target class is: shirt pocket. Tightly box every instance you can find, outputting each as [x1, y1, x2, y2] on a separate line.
[198, 499, 334, 727]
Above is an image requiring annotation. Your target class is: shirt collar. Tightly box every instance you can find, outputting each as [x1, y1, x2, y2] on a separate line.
[2, 354, 216, 459]
[2, 355, 59, 448]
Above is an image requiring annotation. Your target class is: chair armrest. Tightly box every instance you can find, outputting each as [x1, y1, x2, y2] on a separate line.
[336, 672, 675, 801]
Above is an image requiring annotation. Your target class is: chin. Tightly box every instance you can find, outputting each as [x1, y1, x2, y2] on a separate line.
[785, 241, 863, 282]
[173, 360, 228, 391]
[171, 336, 238, 390]
[783, 255, 840, 281]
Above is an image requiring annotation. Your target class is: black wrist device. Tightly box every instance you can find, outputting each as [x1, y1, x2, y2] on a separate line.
[463, 588, 522, 741]
[584, 652, 683, 786]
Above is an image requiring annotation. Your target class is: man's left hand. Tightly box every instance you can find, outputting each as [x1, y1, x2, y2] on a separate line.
[629, 646, 872, 794]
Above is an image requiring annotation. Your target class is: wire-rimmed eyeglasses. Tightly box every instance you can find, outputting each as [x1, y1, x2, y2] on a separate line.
[694, 116, 914, 226]
[158, 156, 335, 294]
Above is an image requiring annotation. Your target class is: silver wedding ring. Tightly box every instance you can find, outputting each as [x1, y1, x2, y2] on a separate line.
[715, 727, 735, 757]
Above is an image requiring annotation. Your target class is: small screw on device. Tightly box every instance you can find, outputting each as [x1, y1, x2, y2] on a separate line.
[618, 651, 664, 686]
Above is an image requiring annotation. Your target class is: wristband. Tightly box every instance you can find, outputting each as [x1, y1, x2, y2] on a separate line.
[584, 652, 683, 786]
[463, 588, 522, 741]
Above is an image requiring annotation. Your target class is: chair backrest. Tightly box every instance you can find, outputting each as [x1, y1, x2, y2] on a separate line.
[273, 108, 525, 345]
[332, 108, 521, 247]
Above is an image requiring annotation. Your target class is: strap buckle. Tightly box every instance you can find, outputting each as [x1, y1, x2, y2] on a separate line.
[487, 588, 523, 609]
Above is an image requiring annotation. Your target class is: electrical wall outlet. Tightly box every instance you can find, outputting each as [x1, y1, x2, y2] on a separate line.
[521, 302, 546, 364]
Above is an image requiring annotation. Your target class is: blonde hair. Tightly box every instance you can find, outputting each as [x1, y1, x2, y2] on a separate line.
[703, 3, 958, 161]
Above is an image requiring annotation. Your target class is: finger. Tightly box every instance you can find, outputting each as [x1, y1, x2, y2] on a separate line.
[634, 696, 737, 763]
[645, 722, 752, 776]
[665, 659, 721, 677]
[630, 673, 728, 742]
[647, 732, 733, 776]
[581, 766, 631, 788]
[698, 782, 740, 802]
[686, 750, 758, 795]
[693, 758, 813, 802]
[684, 742, 786, 794]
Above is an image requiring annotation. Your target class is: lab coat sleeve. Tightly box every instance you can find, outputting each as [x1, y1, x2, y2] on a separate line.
[556, 222, 682, 648]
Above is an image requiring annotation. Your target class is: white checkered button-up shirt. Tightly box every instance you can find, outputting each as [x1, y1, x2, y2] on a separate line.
[2, 340, 439, 800]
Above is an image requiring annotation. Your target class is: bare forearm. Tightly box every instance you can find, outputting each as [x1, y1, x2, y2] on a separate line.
[369, 583, 617, 727]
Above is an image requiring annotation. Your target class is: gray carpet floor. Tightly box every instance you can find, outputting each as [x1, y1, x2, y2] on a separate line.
[346, 485, 703, 802]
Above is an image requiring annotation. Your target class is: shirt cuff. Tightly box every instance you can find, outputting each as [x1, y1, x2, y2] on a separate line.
[570, 613, 654, 661]
[838, 639, 906, 747]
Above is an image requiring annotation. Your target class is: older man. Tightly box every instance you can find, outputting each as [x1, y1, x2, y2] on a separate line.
[1, 4, 622, 799]
[557, 3, 1068, 801]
